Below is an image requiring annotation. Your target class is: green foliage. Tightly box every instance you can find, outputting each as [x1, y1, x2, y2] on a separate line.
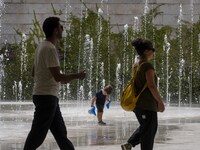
[0, 4, 199, 105]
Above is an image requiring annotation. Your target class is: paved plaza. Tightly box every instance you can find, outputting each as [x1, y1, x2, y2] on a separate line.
[0, 101, 200, 150]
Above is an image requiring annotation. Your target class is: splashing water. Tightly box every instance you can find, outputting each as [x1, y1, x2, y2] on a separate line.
[143, 0, 149, 38]
[178, 4, 184, 107]
[164, 35, 171, 106]
[115, 63, 121, 101]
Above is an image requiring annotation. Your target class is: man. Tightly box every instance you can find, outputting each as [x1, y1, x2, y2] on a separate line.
[24, 17, 86, 150]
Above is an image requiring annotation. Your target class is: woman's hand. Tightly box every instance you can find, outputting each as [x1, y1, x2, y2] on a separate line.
[158, 101, 165, 112]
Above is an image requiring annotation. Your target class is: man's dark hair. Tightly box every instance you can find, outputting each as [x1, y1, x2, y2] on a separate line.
[42, 17, 60, 38]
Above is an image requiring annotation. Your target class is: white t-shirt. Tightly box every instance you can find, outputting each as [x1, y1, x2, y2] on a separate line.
[32, 40, 60, 97]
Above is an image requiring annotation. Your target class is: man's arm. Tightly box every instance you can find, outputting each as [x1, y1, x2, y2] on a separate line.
[49, 66, 86, 83]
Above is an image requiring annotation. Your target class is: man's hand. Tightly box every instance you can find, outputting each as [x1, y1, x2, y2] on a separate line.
[78, 70, 86, 80]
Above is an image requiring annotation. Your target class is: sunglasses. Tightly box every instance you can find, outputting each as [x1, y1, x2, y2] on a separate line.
[60, 25, 63, 30]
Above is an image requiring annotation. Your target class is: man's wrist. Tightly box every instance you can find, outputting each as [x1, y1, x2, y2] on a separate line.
[74, 73, 80, 79]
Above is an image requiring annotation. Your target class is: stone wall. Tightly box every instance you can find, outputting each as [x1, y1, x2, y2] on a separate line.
[1, 0, 200, 43]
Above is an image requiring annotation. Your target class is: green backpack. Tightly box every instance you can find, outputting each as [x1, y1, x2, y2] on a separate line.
[121, 62, 147, 111]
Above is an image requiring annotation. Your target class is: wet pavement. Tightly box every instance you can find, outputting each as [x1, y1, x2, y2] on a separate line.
[0, 101, 200, 150]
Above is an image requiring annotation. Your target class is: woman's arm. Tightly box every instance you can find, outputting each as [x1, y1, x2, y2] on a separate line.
[145, 69, 165, 112]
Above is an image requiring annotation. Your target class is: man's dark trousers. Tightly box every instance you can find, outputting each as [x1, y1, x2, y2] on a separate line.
[24, 95, 75, 150]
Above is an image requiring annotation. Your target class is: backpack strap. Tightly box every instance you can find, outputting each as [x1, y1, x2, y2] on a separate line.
[131, 61, 147, 82]
[131, 61, 148, 96]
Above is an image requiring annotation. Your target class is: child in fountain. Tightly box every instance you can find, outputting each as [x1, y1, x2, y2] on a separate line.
[90, 85, 112, 125]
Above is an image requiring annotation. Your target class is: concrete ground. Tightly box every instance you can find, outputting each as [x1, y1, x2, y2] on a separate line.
[0, 101, 200, 150]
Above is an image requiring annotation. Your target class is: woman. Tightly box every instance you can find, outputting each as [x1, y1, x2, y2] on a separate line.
[121, 38, 165, 150]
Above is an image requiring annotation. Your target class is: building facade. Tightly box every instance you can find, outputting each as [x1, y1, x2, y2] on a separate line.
[1, 0, 200, 44]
